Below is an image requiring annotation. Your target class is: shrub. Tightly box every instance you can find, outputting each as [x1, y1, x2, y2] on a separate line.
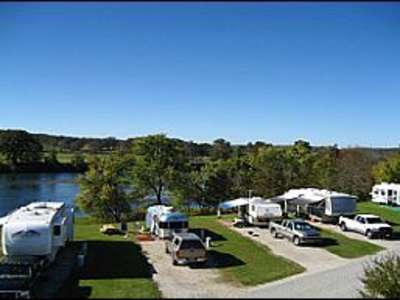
[360, 252, 400, 298]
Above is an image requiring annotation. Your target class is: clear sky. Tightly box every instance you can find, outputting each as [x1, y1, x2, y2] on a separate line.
[1, 2, 399, 147]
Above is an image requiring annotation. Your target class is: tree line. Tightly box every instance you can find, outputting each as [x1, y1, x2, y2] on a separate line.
[75, 134, 400, 223]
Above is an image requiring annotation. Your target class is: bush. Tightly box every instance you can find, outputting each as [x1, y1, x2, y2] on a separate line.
[360, 252, 400, 298]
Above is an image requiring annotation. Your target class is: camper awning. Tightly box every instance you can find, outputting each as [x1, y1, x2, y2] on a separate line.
[0, 216, 8, 226]
[218, 198, 249, 210]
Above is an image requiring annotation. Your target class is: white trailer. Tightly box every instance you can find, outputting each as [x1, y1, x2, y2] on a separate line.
[0, 202, 74, 263]
[145, 205, 188, 239]
[218, 197, 283, 226]
[371, 182, 400, 206]
[273, 188, 357, 223]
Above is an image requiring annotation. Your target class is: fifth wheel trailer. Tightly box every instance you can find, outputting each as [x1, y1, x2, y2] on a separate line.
[0, 201, 75, 299]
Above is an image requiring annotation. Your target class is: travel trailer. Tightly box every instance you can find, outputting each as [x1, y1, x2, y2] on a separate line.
[0, 202, 74, 263]
[371, 183, 400, 206]
[145, 205, 189, 239]
[272, 188, 357, 223]
[218, 197, 283, 226]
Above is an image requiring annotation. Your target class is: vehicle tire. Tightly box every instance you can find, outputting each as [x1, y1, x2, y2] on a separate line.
[165, 246, 169, 254]
[366, 230, 373, 239]
[293, 236, 301, 246]
[271, 229, 278, 239]
[340, 222, 347, 232]
[172, 257, 177, 266]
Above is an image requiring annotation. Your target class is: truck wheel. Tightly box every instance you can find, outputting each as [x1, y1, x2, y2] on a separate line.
[293, 236, 301, 246]
[271, 229, 278, 238]
[366, 230, 373, 239]
[165, 246, 169, 254]
[340, 223, 347, 232]
[172, 257, 178, 266]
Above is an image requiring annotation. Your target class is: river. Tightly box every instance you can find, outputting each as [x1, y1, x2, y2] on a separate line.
[0, 173, 80, 217]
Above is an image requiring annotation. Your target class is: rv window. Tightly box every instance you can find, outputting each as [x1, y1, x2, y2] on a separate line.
[381, 190, 385, 196]
[251, 205, 255, 212]
[53, 225, 61, 236]
[388, 190, 393, 196]
[373, 190, 379, 195]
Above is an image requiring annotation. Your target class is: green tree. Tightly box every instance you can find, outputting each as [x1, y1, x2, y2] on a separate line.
[76, 154, 131, 222]
[71, 152, 86, 169]
[129, 134, 187, 204]
[360, 253, 400, 298]
[0, 130, 43, 165]
[210, 138, 233, 160]
[44, 149, 59, 164]
[249, 147, 290, 197]
[372, 153, 400, 184]
[335, 149, 376, 198]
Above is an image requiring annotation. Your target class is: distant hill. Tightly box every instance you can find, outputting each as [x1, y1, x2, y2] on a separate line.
[0, 129, 398, 159]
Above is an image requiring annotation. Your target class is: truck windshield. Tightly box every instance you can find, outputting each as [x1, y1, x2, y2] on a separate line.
[180, 240, 204, 250]
[366, 217, 384, 224]
[294, 222, 315, 231]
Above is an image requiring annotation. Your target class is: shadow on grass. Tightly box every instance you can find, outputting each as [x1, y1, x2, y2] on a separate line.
[55, 240, 155, 298]
[189, 250, 245, 269]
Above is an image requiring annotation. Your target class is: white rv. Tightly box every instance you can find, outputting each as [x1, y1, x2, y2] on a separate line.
[371, 183, 400, 206]
[145, 205, 188, 239]
[273, 188, 357, 222]
[0, 202, 74, 262]
[218, 197, 283, 226]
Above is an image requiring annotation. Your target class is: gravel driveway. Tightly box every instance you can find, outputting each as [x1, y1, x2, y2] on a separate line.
[140, 240, 245, 298]
[223, 221, 349, 274]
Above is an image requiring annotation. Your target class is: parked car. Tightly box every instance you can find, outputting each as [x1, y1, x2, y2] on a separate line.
[269, 219, 322, 246]
[165, 232, 208, 266]
[339, 214, 392, 239]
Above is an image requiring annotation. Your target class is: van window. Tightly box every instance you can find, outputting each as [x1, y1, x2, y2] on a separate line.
[180, 240, 204, 250]
[53, 225, 61, 236]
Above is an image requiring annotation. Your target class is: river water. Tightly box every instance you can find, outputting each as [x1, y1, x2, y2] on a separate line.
[0, 173, 80, 217]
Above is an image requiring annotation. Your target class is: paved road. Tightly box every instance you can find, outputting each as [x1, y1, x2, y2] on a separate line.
[243, 256, 366, 298]
[242, 231, 400, 298]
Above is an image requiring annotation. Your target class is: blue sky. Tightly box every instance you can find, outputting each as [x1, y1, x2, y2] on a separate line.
[1, 2, 399, 147]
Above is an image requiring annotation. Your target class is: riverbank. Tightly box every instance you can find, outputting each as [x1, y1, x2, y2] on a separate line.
[0, 162, 87, 174]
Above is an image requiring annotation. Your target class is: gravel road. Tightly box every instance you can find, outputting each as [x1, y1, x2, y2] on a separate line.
[140, 240, 245, 298]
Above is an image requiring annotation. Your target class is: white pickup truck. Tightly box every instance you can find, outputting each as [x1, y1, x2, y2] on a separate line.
[338, 214, 392, 239]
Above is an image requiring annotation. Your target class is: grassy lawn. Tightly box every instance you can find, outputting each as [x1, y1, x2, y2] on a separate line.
[63, 218, 161, 299]
[219, 214, 383, 259]
[318, 227, 384, 258]
[357, 201, 400, 232]
[189, 215, 305, 286]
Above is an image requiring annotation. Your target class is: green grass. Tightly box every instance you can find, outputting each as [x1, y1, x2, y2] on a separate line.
[190, 215, 305, 286]
[64, 218, 161, 299]
[318, 227, 384, 258]
[357, 202, 400, 232]
[219, 213, 383, 259]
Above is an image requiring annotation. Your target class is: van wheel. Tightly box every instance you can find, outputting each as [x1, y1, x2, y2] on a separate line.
[366, 230, 373, 239]
[340, 223, 347, 232]
[293, 236, 300, 246]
